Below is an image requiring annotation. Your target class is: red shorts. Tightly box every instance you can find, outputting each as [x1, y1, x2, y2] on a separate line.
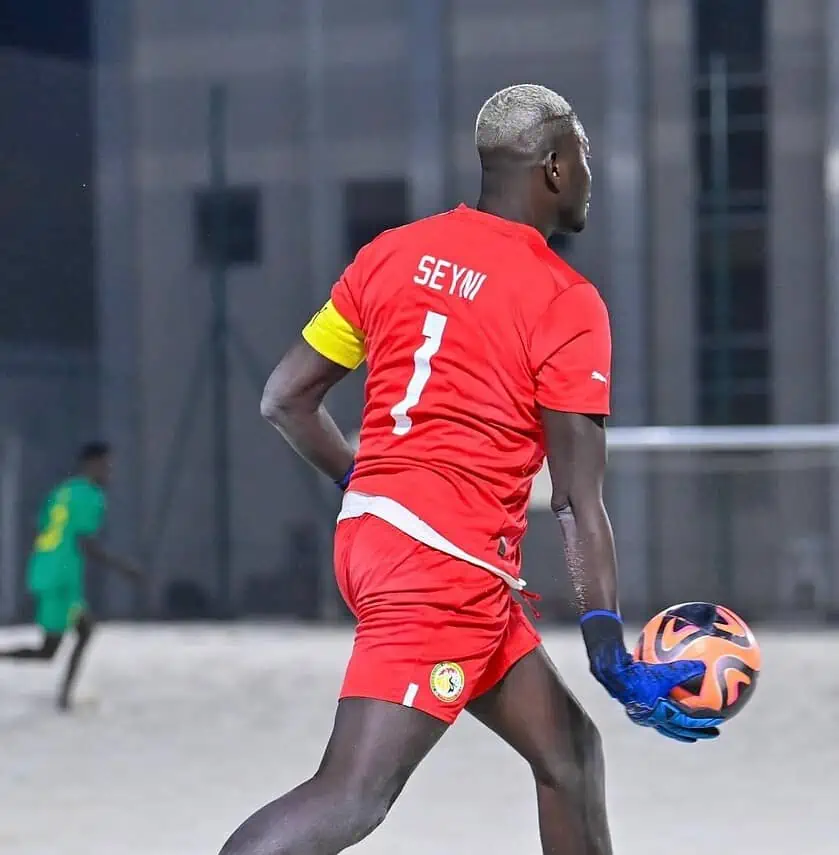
[334, 514, 541, 724]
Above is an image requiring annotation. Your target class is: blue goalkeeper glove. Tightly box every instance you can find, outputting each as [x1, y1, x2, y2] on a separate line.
[580, 610, 724, 743]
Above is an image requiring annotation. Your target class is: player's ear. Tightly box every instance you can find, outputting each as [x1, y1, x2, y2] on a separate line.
[544, 151, 562, 193]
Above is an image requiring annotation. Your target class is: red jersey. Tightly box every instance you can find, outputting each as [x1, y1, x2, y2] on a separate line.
[331, 205, 611, 580]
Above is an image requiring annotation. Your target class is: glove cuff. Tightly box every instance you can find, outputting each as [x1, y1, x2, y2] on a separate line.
[336, 462, 355, 492]
[579, 610, 625, 659]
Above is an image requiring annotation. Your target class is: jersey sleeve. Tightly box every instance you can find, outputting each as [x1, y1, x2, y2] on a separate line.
[74, 485, 106, 537]
[301, 299, 366, 370]
[301, 242, 373, 369]
[329, 244, 368, 330]
[530, 282, 612, 415]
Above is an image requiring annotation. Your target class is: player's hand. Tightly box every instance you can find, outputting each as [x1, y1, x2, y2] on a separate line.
[121, 559, 145, 581]
[336, 461, 355, 491]
[595, 648, 723, 742]
[625, 695, 724, 743]
[580, 610, 724, 743]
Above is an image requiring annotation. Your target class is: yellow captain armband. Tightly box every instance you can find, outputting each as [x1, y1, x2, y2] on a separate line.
[302, 300, 366, 370]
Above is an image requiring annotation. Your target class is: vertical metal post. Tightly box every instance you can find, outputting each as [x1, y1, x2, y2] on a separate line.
[604, 0, 649, 615]
[708, 54, 731, 425]
[94, 0, 142, 617]
[707, 54, 733, 603]
[305, 0, 328, 288]
[409, 0, 451, 219]
[0, 435, 22, 622]
[826, 0, 839, 613]
[208, 84, 232, 616]
[305, 0, 337, 619]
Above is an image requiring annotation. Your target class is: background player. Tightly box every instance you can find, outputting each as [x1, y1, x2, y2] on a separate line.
[0, 441, 142, 710]
[220, 85, 723, 855]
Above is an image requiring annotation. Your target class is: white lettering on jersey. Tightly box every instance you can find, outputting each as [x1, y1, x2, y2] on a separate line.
[428, 259, 451, 291]
[459, 270, 486, 301]
[413, 255, 435, 286]
[413, 255, 487, 302]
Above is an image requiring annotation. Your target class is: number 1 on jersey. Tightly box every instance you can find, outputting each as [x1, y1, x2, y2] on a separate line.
[391, 311, 448, 436]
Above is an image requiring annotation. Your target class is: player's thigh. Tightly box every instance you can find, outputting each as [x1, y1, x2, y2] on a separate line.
[336, 515, 513, 724]
[316, 697, 447, 794]
[467, 636, 602, 788]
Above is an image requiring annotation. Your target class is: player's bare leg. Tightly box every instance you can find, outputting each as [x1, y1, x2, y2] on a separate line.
[467, 646, 613, 855]
[0, 632, 63, 660]
[57, 611, 95, 711]
[218, 697, 447, 855]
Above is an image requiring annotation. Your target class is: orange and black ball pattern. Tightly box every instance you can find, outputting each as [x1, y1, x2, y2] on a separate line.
[633, 602, 761, 720]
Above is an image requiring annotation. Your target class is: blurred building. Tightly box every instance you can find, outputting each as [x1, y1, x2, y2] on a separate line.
[79, 0, 839, 619]
[0, 3, 97, 619]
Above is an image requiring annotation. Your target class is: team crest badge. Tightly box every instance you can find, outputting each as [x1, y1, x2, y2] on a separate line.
[429, 662, 465, 703]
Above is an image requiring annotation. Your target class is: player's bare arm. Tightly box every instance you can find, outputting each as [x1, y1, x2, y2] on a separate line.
[79, 536, 142, 578]
[260, 339, 355, 484]
[541, 409, 723, 742]
[540, 409, 617, 614]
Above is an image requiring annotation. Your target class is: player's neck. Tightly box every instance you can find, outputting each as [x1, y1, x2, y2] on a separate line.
[475, 194, 550, 240]
[78, 470, 100, 487]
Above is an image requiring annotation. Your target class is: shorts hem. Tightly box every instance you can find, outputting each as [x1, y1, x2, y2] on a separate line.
[470, 630, 542, 702]
[35, 597, 86, 634]
[338, 689, 461, 725]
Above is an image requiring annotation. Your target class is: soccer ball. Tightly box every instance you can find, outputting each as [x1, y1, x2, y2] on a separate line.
[633, 602, 761, 720]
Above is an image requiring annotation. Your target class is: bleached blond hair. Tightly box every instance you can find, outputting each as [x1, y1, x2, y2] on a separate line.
[475, 84, 582, 160]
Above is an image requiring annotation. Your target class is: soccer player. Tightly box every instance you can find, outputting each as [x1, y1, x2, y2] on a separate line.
[0, 441, 141, 710]
[221, 85, 723, 855]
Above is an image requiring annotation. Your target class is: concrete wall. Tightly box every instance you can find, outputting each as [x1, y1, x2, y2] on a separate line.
[93, 0, 838, 620]
[0, 48, 98, 621]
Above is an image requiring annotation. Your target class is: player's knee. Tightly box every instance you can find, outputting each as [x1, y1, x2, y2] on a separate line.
[317, 766, 396, 843]
[41, 636, 62, 659]
[311, 759, 404, 847]
[221, 774, 392, 855]
[76, 619, 95, 643]
[340, 786, 391, 844]
[580, 715, 605, 773]
[531, 709, 603, 792]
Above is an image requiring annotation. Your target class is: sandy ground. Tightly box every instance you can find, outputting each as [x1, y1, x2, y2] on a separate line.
[0, 623, 833, 855]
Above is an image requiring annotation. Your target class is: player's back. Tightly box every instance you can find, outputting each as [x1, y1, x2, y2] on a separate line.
[332, 205, 610, 578]
[351, 209, 552, 486]
[28, 476, 105, 592]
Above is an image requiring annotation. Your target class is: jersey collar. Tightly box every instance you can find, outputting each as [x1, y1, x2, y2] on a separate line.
[452, 204, 549, 249]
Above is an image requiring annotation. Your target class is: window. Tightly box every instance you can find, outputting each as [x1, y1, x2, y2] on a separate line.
[693, 0, 769, 424]
[193, 186, 261, 267]
[344, 180, 408, 259]
[0, 0, 91, 61]
[697, 225, 767, 334]
[695, 0, 764, 75]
